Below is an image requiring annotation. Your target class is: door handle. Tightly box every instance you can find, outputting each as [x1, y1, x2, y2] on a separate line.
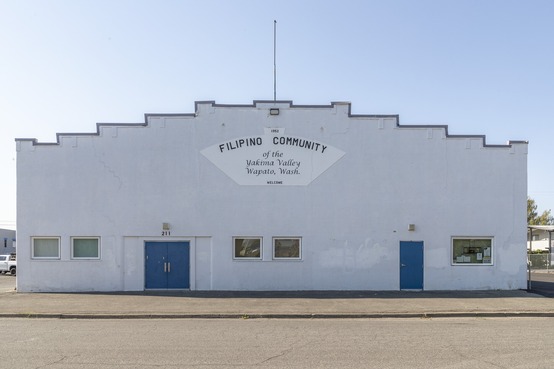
[401, 264, 407, 267]
[164, 262, 167, 273]
[168, 262, 171, 273]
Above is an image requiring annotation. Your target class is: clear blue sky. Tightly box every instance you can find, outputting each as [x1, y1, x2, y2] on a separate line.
[1, 0, 553, 230]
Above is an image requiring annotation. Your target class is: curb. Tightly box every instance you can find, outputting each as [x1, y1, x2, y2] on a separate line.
[2, 311, 554, 319]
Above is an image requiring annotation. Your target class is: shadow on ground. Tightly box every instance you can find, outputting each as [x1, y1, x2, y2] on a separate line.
[3, 274, 551, 299]
[529, 271, 554, 297]
[65, 289, 541, 300]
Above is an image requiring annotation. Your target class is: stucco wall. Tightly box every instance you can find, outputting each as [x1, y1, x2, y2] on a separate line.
[16, 101, 528, 292]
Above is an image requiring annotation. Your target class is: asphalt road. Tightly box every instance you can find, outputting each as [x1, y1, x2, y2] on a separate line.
[529, 271, 554, 297]
[4, 317, 554, 368]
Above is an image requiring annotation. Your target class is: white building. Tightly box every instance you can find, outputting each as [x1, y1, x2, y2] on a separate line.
[16, 101, 528, 292]
[0, 228, 16, 255]
[528, 225, 554, 252]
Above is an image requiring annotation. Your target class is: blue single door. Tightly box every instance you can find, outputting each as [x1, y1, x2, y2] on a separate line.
[145, 242, 190, 289]
[167, 242, 190, 289]
[145, 242, 168, 289]
[400, 241, 424, 290]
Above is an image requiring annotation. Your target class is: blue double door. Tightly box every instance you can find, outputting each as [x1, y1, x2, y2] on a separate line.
[145, 241, 190, 289]
[400, 241, 424, 290]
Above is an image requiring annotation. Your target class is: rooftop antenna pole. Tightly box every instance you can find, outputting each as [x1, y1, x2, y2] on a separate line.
[273, 20, 277, 102]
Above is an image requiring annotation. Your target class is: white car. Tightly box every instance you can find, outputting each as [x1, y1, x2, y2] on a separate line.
[0, 254, 16, 275]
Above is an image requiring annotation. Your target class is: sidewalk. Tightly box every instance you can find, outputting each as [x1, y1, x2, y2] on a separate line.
[1, 279, 554, 319]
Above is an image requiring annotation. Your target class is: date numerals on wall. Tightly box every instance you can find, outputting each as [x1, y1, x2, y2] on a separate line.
[161, 231, 171, 236]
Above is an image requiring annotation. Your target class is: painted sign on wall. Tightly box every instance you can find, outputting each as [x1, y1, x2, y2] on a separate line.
[201, 128, 345, 185]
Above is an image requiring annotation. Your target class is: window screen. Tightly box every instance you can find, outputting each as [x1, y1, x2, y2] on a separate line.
[32, 238, 60, 259]
[72, 238, 100, 259]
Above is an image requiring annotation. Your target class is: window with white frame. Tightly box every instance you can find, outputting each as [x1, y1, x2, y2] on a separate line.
[273, 237, 301, 259]
[71, 237, 100, 259]
[32, 237, 60, 259]
[452, 237, 493, 265]
[233, 237, 262, 259]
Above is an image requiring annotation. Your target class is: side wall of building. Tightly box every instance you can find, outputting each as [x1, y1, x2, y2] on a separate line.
[16, 102, 528, 292]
